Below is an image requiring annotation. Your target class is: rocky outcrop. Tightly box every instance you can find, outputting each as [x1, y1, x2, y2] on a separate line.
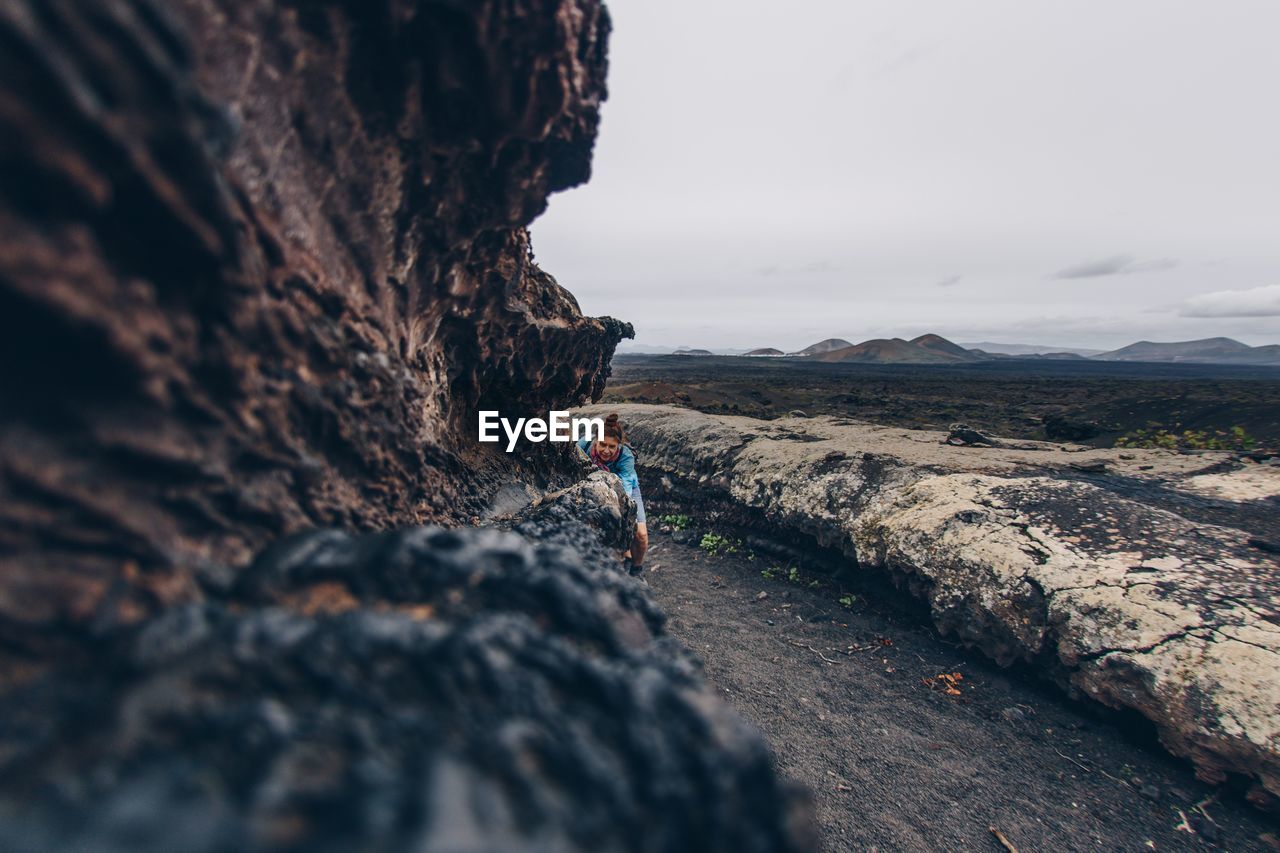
[0, 4, 821, 847]
[589, 404, 1280, 809]
[0, 474, 812, 851]
[0, 0, 631, 678]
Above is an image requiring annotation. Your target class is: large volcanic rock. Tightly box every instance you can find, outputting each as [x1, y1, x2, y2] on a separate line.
[0, 0, 631, 674]
[0, 4, 820, 848]
[588, 403, 1280, 809]
[0, 474, 812, 851]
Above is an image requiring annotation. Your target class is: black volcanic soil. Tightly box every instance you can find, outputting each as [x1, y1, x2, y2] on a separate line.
[642, 527, 1280, 851]
[605, 355, 1280, 449]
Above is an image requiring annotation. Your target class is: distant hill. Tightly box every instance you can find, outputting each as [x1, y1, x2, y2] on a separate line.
[964, 348, 1090, 362]
[910, 334, 982, 361]
[960, 341, 1105, 357]
[644, 335, 1279, 367]
[1093, 338, 1280, 366]
[1034, 352, 1090, 361]
[788, 338, 854, 357]
[815, 336, 975, 364]
[1223, 345, 1280, 365]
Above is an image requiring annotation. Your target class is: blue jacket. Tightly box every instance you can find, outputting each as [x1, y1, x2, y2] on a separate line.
[577, 439, 640, 497]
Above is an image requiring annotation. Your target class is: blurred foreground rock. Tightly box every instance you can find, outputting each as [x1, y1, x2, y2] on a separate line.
[590, 403, 1280, 810]
[0, 474, 812, 851]
[0, 1, 818, 849]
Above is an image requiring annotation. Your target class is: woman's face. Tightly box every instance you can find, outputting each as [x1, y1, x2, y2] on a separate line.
[594, 436, 620, 461]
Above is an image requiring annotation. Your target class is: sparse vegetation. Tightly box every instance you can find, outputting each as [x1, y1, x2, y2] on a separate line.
[657, 514, 693, 530]
[760, 567, 779, 580]
[1115, 424, 1258, 452]
[699, 533, 739, 555]
[838, 594, 856, 608]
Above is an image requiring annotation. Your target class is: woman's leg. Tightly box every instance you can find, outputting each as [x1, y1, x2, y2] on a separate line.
[630, 487, 648, 569]
[632, 522, 648, 568]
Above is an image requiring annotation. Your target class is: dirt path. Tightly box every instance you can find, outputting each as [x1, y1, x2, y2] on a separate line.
[642, 530, 1279, 852]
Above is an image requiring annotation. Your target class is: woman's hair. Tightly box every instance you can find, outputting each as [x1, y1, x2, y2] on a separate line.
[602, 412, 625, 443]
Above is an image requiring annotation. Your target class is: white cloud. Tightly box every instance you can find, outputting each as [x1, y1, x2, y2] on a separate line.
[1180, 284, 1280, 318]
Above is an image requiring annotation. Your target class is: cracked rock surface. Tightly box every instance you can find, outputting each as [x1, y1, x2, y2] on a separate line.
[586, 404, 1280, 809]
[0, 474, 812, 852]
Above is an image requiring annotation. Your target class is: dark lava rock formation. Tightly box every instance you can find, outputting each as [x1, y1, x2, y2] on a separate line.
[0, 2, 816, 849]
[2, 473, 808, 845]
[0, 0, 631, 676]
[0, 475, 810, 852]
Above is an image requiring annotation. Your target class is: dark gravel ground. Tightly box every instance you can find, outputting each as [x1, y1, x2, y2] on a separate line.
[641, 528, 1280, 852]
[605, 355, 1280, 450]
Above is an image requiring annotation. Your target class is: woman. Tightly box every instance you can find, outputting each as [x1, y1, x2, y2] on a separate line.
[578, 413, 648, 575]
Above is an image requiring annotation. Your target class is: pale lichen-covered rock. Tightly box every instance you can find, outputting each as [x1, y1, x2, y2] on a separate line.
[586, 404, 1280, 808]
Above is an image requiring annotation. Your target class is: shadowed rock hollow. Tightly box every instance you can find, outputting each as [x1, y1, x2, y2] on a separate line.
[0, 1, 816, 849]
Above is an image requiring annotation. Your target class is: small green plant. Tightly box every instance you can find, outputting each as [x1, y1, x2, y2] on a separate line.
[807, 580, 821, 589]
[787, 566, 800, 584]
[700, 533, 739, 555]
[838, 594, 856, 608]
[1115, 425, 1258, 452]
[657, 514, 692, 530]
[760, 567, 779, 580]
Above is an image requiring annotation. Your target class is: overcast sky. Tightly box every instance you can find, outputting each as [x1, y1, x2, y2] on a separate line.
[531, 0, 1280, 351]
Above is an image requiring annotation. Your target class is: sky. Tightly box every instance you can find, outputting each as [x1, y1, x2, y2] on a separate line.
[531, 0, 1280, 352]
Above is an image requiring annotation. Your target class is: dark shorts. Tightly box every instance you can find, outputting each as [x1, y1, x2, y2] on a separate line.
[631, 485, 646, 524]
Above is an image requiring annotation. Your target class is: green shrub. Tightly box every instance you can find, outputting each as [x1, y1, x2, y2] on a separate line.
[699, 533, 738, 555]
[1115, 425, 1258, 452]
[657, 514, 693, 530]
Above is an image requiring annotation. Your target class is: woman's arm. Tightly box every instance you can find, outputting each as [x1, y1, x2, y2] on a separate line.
[615, 448, 640, 497]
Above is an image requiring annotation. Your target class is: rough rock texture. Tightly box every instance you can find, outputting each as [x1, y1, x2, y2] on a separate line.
[588, 404, 1280, 809]
[0, 0, 631, 678]
[0, 4, 822, 848]
[0, 474, 812, 852]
